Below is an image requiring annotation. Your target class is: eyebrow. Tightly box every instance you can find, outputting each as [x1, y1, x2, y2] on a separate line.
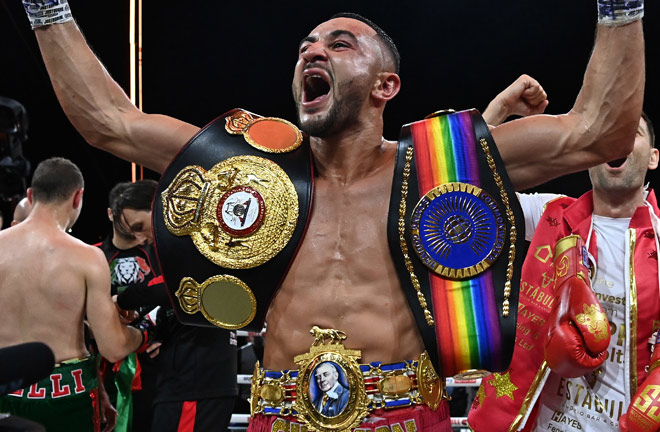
[299, 30, 359, 49]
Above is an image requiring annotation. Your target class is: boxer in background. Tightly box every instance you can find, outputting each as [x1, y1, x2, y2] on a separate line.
[0, 157, 145, 432]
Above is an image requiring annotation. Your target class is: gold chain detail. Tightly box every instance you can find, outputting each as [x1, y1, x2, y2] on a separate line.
[479, 138, 517, 317]
[399, 146, 434, 326]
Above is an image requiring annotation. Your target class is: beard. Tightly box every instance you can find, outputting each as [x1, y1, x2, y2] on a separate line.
[588, 161, 646, 194]
[294, 77, 370, 138]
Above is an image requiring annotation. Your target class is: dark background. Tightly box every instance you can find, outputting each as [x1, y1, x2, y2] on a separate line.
[0, 1, 658, 243]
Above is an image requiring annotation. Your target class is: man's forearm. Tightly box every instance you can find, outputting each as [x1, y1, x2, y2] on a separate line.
[569, 20, 645, 157]
[34, 21, 138, 152]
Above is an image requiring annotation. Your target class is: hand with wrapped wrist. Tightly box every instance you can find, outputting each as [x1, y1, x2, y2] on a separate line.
[133, 314, 157, 354]
[22, 0, 73, 29]
[544, 235, 611, 377]
[597, 0, 644, 27]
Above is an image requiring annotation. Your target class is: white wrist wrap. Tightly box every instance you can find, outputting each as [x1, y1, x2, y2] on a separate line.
[597, 0, 644, 27]
[22, 0, 73, 29]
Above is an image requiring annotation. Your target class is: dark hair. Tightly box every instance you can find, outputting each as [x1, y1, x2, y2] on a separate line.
[108, 179, 157, 218]
[642, 111, 655, 148]
[330, 12, 400, 74]
[31, 157, 83, 204]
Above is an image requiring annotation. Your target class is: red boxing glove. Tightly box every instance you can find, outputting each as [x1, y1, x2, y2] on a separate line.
[620, 335, 660, 432]
[544, 235, 611, 378]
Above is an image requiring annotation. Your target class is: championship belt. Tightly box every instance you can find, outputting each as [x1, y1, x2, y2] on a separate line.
[153, 109, 313, 331]
[387, 109, 525, 378]
[250, 327, 444, 432]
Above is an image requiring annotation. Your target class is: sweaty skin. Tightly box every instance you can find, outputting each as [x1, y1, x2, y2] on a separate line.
[265, 140, 425, 369]
[0, 192, 143, 363]
[28, 12, 644, 370]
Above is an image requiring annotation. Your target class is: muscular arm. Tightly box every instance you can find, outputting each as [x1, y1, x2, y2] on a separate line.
[84, 247, 143, 362]
[493, 22, 644, 190]
[34, 21, 200, 174]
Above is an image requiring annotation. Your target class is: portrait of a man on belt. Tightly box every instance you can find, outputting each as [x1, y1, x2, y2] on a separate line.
[312, 362, 350, 417]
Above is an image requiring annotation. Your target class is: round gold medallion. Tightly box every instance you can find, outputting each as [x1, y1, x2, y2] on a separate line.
[161, 155, 299, 269]
[176, 274, 257, 329]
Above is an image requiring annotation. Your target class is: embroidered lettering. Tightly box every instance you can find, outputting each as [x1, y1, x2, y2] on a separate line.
[391, 423, 405, 432]
[27, 383, 46, 399]
[617, 323, 626, 346]
[375, 427, 391, 432]
[50, 373, 71, 398]
[8, 389, 23, 397]
[556, 378, 566, 398]
[289, 422, 306, 432]
[633, 385, 660, 421]
[271, 419, 287, 432]
[71, 369, 85, 394]
[573, 384, 586, 404]
[404, 419, 418, 432]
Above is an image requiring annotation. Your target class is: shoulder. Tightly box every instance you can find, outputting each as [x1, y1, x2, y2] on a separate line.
[62, 235, 111, 270]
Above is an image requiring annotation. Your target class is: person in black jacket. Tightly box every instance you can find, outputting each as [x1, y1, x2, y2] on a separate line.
[95, 180, 162, 432]
[105, 180, 238, 432]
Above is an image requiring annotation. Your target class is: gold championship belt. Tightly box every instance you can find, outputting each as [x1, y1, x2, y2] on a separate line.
[250, 327, 445, 431]
[153, 109, 314, 330]
[161, 156, 299, 270]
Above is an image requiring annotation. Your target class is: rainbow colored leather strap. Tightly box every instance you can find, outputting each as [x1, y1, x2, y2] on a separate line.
[390, 109, 524, 378]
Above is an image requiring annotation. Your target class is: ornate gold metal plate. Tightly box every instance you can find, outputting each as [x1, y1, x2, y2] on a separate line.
[175, 274, 257, 329]
[293, 327, 369, 432]
[416, 351, 444, 410]
[250, 361, 264, 416]
[224, 110, 303, 153]
[453, 369, 491, 380]
[161, 155, 299, 269]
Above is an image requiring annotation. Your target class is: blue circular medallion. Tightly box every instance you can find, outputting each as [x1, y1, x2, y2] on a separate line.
[411, 182, 505, 278]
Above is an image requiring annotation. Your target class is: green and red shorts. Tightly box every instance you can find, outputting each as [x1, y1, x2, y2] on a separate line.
[0, 356, 100, 432]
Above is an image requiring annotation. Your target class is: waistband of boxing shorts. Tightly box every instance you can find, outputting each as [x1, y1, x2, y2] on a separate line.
[251, 351, 446, 418]
[5, 355, 97, 400]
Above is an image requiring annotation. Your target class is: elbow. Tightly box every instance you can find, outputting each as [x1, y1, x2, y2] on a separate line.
[98, 349, 125, 364]
[97, 338, 133, 363]
[571, 106, 639, 165]
[601, 115, 638, 162]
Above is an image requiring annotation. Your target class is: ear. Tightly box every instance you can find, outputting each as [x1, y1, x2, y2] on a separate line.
[26, 188, 34, 204]
[371, 72, 401, 103]
[649, 148, 659, 171]
[107, 208, 114, 222]
[73, 189, 84, 209]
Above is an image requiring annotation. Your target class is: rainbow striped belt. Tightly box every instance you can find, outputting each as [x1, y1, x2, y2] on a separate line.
[390, 109, 524, 379]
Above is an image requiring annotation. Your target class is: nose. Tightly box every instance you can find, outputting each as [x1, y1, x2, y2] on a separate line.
[134, 231, 150, 245]
[301, 41, 328, 64]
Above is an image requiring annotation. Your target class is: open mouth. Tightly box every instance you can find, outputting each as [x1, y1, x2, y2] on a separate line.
[303, 72, 331, 103]
[607, 157, 627, 168]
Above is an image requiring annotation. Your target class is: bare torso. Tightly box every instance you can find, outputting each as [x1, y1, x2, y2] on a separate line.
[0, 221, 89, 362]
[264, 141, 424, 370]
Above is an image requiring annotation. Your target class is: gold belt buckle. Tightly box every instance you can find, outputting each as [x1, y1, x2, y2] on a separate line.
[290, 327, 369, 432]
[250, 328, 446, 430]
